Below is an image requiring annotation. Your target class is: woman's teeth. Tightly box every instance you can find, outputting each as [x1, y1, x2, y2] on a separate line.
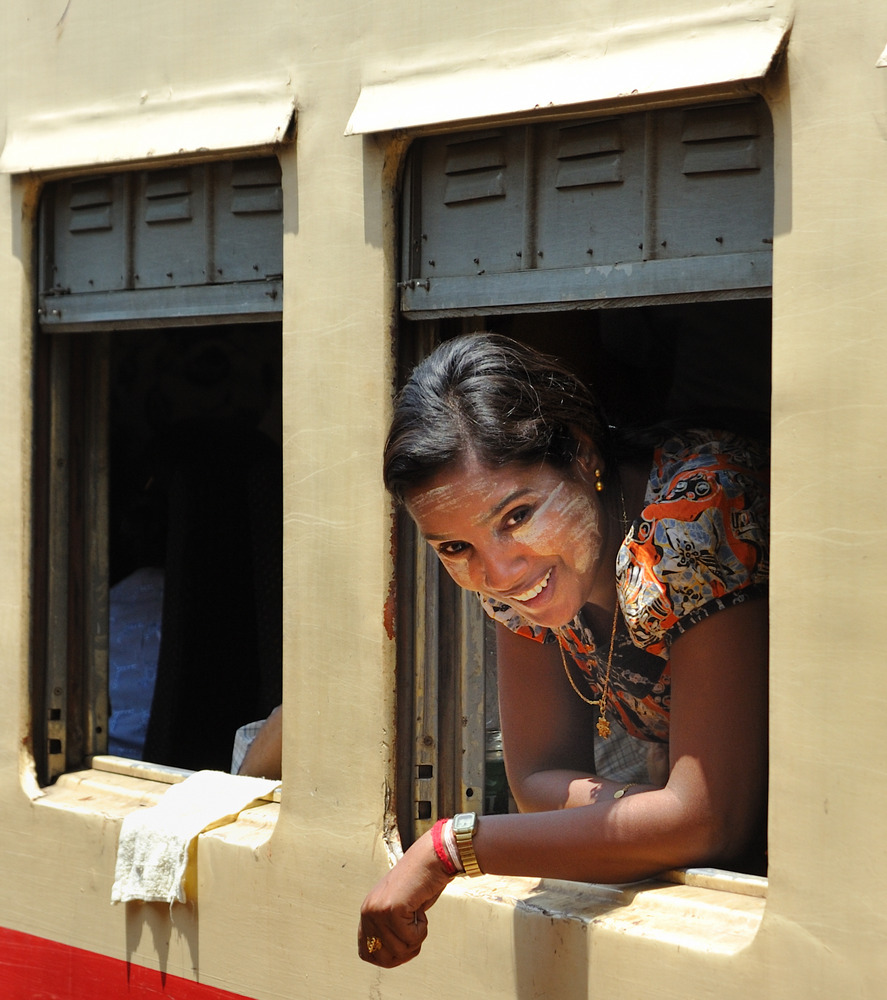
[511, 570, 552, 603]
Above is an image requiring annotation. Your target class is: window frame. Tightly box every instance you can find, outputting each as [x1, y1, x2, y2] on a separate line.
[394, 102, 774, 889]
[31, 156, 285, 786]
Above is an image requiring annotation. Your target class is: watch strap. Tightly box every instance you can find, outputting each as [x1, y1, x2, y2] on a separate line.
[452, 812, 483, 877]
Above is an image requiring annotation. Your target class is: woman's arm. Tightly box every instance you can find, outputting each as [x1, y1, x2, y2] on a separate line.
[474, 598, 768, 880]
[237, 704, 283, 779]
[359, 598, 768, 964]
[496, 624, 658, 809]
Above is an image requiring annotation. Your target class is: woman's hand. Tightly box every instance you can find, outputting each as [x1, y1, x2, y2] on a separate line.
[358, 831, 454, 968]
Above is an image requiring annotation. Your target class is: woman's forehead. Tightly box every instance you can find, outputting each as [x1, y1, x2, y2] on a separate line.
[405, 456, 494, 515]
[404, 455, 563, 521]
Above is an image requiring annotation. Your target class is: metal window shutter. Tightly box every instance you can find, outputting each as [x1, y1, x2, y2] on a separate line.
[39, 158, 283, 331]
[400, 99, 772, 317]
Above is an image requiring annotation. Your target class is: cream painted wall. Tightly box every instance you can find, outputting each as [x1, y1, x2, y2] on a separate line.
[763, 1, 887, 993]
[1, 0, 887, 997]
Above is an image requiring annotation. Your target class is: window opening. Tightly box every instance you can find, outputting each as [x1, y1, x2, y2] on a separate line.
[32, 158, 283, 786]
[396, 305, 771, 853]
[396, 99, 772, 880]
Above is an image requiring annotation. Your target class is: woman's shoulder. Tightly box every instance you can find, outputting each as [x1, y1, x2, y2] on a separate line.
[648, 428, 769, 495]
[617, 427, 769, 656]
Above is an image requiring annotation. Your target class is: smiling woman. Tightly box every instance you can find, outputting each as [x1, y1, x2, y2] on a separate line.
[359, 333, 769, 967]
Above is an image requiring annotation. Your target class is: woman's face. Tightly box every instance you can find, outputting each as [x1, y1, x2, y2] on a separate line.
[405, 451, 611, 629]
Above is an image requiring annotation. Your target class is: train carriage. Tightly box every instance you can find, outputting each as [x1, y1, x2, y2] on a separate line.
[0, 0, 886, 997]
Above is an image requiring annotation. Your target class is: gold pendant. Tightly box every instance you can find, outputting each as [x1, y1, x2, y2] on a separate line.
[596, 714, 611, 739]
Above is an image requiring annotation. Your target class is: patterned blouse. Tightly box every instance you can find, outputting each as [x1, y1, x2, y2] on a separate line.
[480, 430, 770, 743]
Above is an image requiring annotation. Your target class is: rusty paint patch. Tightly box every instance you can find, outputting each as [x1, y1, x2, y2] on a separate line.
[383, 572, 397, 641]
[383, 518, 398, 640]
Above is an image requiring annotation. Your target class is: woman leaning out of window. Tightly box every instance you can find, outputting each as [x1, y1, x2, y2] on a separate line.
[358, 333, 769, 968]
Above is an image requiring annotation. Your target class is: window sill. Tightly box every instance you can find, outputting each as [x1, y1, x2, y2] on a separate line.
[660, 865, 766, 899]
[88, 754, 282, 802]
[444, 869, 765, 955]
[32, 756, 281, 832]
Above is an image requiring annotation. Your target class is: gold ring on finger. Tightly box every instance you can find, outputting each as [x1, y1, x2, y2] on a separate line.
[366, 936, 382, 954]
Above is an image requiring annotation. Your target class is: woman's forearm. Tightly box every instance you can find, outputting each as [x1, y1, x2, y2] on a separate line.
[512, 768, 656, 812]
[473, 786, 718, 885]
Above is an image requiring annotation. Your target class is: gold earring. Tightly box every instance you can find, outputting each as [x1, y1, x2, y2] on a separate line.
[594, 468, 604, 493]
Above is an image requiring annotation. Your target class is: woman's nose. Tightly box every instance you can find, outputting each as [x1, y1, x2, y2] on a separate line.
[479, 545, 526, 594]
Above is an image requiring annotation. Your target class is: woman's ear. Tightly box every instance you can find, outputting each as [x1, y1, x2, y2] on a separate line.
[571, 429, 603, 480]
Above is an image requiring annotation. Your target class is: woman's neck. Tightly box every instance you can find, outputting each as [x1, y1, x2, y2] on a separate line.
[581, 460, 649, 620]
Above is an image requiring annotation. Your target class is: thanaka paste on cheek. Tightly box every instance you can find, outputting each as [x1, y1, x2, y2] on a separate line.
[561, 492, 603, 575]
[512, 481, 602, 574]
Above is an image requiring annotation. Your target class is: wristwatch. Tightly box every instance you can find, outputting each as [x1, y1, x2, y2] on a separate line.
[452, 812, 483, 877]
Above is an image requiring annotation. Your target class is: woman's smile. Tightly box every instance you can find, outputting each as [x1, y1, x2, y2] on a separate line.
[508, 568, 552, 603]
[405, 452, 613, 628]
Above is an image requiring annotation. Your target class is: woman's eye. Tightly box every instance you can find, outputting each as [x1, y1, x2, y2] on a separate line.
[437, 541, 469, 557]
[504, 506, 533, 529]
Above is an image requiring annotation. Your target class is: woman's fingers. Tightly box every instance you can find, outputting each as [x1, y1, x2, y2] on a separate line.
[358, 831, 450, 967]
[358, 909, 428, 967]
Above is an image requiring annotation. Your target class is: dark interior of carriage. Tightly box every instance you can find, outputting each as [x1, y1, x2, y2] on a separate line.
[106, 323, 282, 773]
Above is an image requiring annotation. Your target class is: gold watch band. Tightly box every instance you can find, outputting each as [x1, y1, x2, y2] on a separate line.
[452, 812, 484, 877]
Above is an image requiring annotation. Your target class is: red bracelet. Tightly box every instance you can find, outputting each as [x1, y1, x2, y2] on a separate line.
[431, 818, 458, 876]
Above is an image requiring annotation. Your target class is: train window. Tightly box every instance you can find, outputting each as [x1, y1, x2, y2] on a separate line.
[31, 158, 283, 786]
[395, 98, 773, 879]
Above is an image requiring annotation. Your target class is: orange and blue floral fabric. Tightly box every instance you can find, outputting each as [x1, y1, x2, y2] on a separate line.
[481, 430, 769, 742]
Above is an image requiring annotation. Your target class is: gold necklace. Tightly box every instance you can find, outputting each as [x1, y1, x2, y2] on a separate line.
[559, 479, 628, 740]
[559, 603, 619, 739]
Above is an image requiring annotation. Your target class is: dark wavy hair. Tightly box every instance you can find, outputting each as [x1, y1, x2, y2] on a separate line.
[383, 334, 613, 501]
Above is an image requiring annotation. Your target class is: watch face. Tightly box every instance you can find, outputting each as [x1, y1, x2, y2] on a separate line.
[452, 812, 477, 835]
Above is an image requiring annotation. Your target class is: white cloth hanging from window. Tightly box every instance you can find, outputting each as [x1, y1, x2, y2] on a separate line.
[111, 770, 278, 904]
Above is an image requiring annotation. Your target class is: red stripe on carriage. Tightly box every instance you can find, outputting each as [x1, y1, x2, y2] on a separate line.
[0, 926, 253, 1000]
